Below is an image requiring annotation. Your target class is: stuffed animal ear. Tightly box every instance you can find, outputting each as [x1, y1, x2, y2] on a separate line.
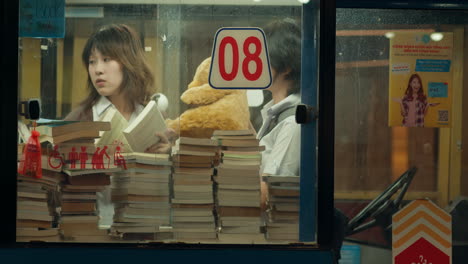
[181, 84, 235, 105]
[182, 56, 236, 105]
[187, 57, 211, 89]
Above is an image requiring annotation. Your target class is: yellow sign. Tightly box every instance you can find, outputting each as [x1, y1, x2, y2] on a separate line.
[388, 32, 453, 127]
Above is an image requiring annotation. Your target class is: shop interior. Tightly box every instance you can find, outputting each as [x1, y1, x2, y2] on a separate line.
[15, 1, 468, 263]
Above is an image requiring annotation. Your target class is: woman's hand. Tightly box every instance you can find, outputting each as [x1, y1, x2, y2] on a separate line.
[392, 97, 403, 104]
[145, 128, 178, 154]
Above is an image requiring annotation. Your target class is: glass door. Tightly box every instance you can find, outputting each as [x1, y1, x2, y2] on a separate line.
[334, 6, 468, 262]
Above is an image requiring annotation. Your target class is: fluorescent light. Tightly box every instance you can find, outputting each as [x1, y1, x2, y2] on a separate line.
[384, 32, 395, 39]
[65, 7, 104, 18]
[430, 33, 444, 41]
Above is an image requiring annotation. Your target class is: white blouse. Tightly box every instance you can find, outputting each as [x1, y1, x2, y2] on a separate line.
[93, 96, 144, 229]
[92, 95, 143, 124]
[258, 94, 301, 176]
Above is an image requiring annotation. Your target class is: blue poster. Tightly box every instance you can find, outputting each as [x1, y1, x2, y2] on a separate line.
[415, 59, 451, 72]
[339, 245, 361, 264]
[428, 82, 449, 98]
[19, 0, 65, 38]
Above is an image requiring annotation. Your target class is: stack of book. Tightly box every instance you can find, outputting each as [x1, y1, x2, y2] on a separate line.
[211, 129, 265, 241]
[110, 152, 173, 242]
[35, 120, 119, 242]
[38, 120, 111, 178]
[16, 172, 63, 242]
[263, 175, 300, 242]
[170, 137, 219, 241]
[35, 120, 111, 146]
[57, 142, 97, 169]
[60, 169, 119, 242]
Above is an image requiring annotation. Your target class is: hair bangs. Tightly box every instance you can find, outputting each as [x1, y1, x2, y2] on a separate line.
[83, 28, 125, 66]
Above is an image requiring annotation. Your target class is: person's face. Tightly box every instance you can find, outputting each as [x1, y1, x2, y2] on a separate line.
[410, 77, 421, 93]
[266, 69, 277, 92]
[266, 68, 291, 95]
[88, 48, 123, 98]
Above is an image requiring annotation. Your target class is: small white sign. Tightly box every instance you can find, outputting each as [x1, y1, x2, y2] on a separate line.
[209, 27, 272, 89]
[391, 63, 411, 74]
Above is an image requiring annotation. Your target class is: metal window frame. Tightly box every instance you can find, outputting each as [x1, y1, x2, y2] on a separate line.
[299, 0, 468, 251]
[2, 0, 467, 263]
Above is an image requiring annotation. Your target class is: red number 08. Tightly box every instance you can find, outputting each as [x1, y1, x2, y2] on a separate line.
[219, 36, 263, 81]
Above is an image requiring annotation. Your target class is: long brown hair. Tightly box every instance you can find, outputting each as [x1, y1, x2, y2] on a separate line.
[80, 24, 154, 112]
[404, 73, 426, 101]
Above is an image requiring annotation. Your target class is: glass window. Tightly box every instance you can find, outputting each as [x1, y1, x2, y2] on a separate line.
[17, 0, 310, 245]
[334, 8, 468, 252]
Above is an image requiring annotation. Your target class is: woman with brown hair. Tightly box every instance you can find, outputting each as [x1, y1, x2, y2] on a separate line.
[65, 24, 163, 229]
[392, 73, 439, 127]
[66, 23, 154, 123]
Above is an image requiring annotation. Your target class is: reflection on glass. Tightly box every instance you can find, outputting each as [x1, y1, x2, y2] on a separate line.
[335, 8, 468, 251]
[17, 2, 303, 244]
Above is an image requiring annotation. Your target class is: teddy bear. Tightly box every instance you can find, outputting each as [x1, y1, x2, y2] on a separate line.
[166, 57, 251, 138]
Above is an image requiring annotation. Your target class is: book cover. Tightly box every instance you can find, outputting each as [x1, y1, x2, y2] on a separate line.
[179, 137, 219, 147]
[63, 167, 120, 177]
[218, 138, 260, 147]
[66, 174, 111, 186]
[179, 144, 219, 153]
[172, 155, 214, 164]
[35, 121, 111, 137]
[212, 129, 256, 136]
[123, 100, 167, 153]
[221, 145, 266, 152]
[95, 107, 130, 148]
[16, 219, 52, 229]
[218, 206, 261, 217]
[61, 201, 96, 213]
[39, 129, 101, 145]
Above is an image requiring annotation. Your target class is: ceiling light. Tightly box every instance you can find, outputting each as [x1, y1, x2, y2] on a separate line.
[384, 32, 395, 39]
[430, 33, 444, 41]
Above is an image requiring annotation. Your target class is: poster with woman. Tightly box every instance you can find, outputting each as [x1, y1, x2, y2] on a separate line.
[388, 32, 453, 128]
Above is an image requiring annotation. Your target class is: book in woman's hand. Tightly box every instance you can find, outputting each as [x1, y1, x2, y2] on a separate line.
[123, 100, 167, 153]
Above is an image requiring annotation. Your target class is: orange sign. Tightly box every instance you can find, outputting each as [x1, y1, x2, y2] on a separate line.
[392, 199, 451, 264]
